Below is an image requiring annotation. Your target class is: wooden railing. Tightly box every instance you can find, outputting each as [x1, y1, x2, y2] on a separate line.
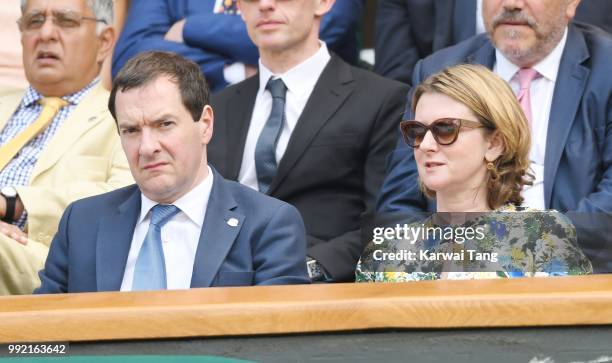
[1, 274, 612, 343]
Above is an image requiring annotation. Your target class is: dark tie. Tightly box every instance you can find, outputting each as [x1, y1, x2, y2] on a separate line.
[254, 78, 287, 193]
[132, 204, 180, 291]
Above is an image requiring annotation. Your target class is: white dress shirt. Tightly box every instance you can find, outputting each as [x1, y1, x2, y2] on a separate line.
[238, 41, 331, 190]
[493, 28, 568, 209]
[120, 166, 214, 291]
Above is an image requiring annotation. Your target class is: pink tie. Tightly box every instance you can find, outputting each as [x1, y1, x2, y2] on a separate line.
[516, 68, 539, 129]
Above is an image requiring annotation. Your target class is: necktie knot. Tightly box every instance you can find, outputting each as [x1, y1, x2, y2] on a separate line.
[39, 97, 69, 113]
[266, 78, 287, 100]
[150, 204, 179, 227]
[518, 68, 539, 90]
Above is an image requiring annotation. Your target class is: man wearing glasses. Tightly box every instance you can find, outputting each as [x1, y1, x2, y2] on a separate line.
[0, 0, 133, 294]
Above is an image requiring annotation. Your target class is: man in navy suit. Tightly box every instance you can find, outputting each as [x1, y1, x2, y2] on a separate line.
[112, 0, 363, 92]
[374, 0, 612, 85]
[35, 51, 309, 294]
[377, 0, 612, 271]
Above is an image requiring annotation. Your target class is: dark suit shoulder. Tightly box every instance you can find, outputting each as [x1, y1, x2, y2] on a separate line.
[221, 177, 297, 214]
[418, 33, 491, 74]
[211, 75, 258, 106]
[349, 64, 410, 93]
[574, 22, 612, 57]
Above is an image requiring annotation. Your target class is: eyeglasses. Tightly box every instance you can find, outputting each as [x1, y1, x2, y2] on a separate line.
[400, 118, 489, 148]
[17, 10, 107, 33]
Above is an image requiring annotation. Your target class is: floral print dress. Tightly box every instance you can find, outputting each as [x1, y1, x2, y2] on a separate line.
[356, 205, 593, 282]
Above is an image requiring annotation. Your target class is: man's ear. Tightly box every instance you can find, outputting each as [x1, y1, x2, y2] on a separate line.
[200, 105, 214, 145]
[96, 26, 116, 65]
[485, 131, 505, 163]
[315, 0, 335, 17]
[237, 0, 245, 21]
[565, 0, 581, 20]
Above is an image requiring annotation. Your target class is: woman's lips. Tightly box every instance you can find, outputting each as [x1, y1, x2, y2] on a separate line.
[424, 161, 445, 169]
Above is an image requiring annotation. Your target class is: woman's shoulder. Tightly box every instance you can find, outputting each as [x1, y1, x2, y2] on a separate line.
[492, 205, 575, 230]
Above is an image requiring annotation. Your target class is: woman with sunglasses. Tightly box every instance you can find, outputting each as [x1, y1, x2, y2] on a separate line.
[356, 64, 592, 282]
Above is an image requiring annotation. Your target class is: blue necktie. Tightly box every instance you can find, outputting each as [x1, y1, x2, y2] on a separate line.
[254, 77, 287, 193]
[132, 204, 180, 291]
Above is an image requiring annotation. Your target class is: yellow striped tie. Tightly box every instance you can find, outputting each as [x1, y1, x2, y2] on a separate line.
[0, 97, 68, 171]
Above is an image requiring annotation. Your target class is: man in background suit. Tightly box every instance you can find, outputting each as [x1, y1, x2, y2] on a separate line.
[36, 51, 309, 294]
[112, 0, 363, 92]
[375, 0, 612, 85]
[0, 0, 133, 295]
[377, 0, 612, 271]
[209, 0, 408, 282]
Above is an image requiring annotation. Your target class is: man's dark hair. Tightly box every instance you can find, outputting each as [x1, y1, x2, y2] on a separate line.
[108, 51, 209, 122]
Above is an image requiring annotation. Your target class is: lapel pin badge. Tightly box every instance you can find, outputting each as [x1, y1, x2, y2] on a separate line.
[227, 218, 239, 227]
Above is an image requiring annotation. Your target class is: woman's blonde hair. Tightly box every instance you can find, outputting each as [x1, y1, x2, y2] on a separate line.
[411, 64, 533, 209]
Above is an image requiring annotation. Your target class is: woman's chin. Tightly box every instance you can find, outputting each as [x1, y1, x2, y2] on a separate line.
[421, 179, 449, 194]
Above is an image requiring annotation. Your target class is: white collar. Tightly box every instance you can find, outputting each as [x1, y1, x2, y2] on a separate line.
[495, 27, 568, 83]
[257, 41, 331, 98]
[138, 165, 214, 227]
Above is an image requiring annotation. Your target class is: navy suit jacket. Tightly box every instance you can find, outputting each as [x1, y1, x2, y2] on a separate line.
[374, 0, 612, 85]
[209, 55, 409, 282]
[377, 23, 612, 270]
[35, 168, 309, 293]
[112, 0, 363, 92]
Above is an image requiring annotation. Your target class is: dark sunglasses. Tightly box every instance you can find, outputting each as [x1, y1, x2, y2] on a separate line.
[400, 118, 489, 148]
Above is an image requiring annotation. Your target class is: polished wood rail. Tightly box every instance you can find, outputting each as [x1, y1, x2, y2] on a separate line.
[1, 274, 612, 343]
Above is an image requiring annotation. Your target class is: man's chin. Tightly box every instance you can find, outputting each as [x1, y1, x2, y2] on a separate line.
[138, 177, 174, 199]
[140, 188, 176, 204]
[28, 72, 63, 85]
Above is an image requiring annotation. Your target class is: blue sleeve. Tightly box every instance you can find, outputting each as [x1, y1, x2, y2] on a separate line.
[34, 204, 74, 294]
[253, 203, 310, 285]
[376, 60, 432, 214]
[320, 0, 363, 64]
[183, 13, 259, 66]
[112, 0, 229, 92]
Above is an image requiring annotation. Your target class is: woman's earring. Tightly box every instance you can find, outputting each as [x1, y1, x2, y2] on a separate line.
[486, 161, 499, 180]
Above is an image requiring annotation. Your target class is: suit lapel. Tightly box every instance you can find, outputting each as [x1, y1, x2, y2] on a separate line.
[433, 0, 454, 50]
[0, 91, 24, 132]
[190, 168, 244, 287]
[544, 25, 589, 208]
[267, 55, 355, 194]
[225, 76, 259, 180]
[96, 186, 140, 291]
[29, 84, 108, 182]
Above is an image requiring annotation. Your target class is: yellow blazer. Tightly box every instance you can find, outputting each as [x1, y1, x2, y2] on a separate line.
[0, 83, 133, 294]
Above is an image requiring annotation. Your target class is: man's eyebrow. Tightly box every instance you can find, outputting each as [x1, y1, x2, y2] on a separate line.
[117, 123, 138, 130]
[150, 114, 177, 124]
